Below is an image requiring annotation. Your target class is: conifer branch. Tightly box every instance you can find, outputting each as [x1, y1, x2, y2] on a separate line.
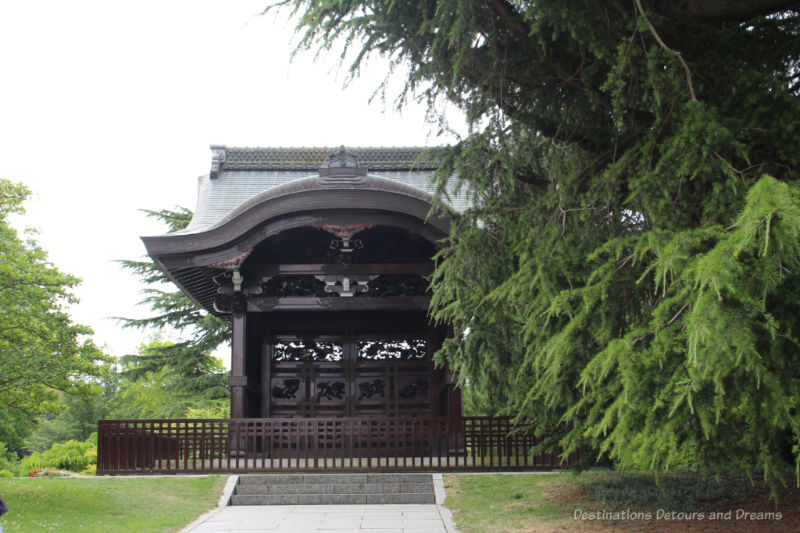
[615, 254, 634, 272]
[666, 304, 689, 327]
[634, 0, 698, 103]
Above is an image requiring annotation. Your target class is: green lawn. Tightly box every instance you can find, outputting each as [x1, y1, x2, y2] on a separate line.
[443, 471, 791, 533]
[0, 476, 226, 533]
[443, 473, 573, 532]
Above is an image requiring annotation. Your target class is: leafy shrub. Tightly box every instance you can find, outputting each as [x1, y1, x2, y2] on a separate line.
[82, 463, 97, 476]
[84, 448, 97, 464]
[185, 402, 229, 419]
[0, 442, 18, 475]
[19, 439, 96, 476]
[0, 469, 13, 478]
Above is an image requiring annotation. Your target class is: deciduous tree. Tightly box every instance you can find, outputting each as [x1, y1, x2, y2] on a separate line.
[0, 179, 108, 418]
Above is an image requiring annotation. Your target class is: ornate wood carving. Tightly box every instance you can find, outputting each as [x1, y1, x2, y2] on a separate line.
[267, 332, 436, 418]
[261, 275, 327, 298]
[357, 339, 428, 360]
[272, 378, 300, 399]
[213, 293, 247, 314]
[316, 381, 346, 400]
[273, 340, 343, 362]
[315, 274, 375, 297]
[366, 274, 431, 297]
[270, 336, 347, 417]
[316, 224, 374, 239]
[357, 379, 386, 400]
[398, 379, 429, 399]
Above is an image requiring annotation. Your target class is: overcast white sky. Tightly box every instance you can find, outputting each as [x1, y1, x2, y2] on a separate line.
[0, 1, 462, 363]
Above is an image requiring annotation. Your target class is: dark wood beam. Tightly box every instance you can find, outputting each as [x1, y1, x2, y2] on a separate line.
[243, 262, 434, 278]
[229, 314, 247, 418]
[247, 296, 430, 312]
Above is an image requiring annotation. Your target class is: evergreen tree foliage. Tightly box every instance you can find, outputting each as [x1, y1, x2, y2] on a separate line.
[114, 341, 229, 419]
[0, 179, 109, 418]
[278, 1, 800, 493]
[117, 208, 230, 411]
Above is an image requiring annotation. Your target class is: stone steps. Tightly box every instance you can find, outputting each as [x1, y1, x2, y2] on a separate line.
[229, 473, 436, 505]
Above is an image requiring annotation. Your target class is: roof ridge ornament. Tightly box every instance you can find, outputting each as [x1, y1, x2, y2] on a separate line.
[328, 145, 358, 168]
[209, 145, 226, 179]
[318, 145, 368, 183]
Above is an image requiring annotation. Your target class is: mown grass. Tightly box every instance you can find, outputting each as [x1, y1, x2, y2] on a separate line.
[0, 476, 225, 533]
[443, 473, 572, 532]
[443, 470, 766, 533]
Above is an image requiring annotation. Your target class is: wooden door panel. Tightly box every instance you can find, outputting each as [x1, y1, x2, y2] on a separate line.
[267, 333, 436, 418]
[269, 337, 346, 417]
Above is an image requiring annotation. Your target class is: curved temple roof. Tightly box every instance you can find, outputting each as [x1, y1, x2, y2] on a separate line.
[141, 146, 459, 314]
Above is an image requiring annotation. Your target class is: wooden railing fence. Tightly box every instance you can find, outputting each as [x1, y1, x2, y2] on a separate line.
[97, 416, 577, 474]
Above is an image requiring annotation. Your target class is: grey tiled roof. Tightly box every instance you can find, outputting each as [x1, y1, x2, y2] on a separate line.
[215, 146, 442, 171]
[178, 145, 465, 235]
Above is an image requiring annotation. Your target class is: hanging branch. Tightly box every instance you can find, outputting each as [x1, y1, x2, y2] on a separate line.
[634, 0, 698, 103]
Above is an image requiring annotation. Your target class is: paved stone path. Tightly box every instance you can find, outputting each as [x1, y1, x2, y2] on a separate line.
[179, 474, 458, 533]
[181, 504, 456, 532]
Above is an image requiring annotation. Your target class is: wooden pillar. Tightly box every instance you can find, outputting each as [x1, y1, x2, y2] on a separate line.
[229, 313, 247, 419]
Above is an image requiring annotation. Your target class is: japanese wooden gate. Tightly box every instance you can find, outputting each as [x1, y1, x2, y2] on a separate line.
[97, 147, 572, 474]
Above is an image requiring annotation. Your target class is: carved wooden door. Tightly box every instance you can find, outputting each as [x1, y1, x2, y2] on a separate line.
[268, 335, 349, 417]
[266, 333, 435, 418]
[353, 337, 433, 417]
